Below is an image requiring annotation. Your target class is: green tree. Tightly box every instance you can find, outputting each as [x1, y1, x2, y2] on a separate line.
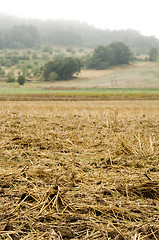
[6, 72, 15, 83]
[88, 45, 114, 69]
[0, 67, 5, 76]
[41, 57, 81, 81]
[88, 42, 132, 69]
[48, 72, 58, 81]
[109, 42, 131, 65]
[149, 47, 158, 61]
[17, 75, 26, 85]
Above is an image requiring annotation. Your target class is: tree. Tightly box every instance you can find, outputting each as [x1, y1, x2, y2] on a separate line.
[17, 75, 26, 85]
[6, 72, 15, 83]
[88, 45, 114, 69]
[149, 47, 158, 61]
[41, 57, 82, 81]
[109, 42, 131, 65]
[0, 67, 5, 76]
[48, 72, 58, 81]
[88, 42, 132, 69]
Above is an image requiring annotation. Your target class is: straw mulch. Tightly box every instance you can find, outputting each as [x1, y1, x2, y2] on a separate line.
[0, 101, 159, 240]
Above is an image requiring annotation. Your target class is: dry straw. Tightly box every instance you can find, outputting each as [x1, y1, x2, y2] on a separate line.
[0, 101, 159, 239]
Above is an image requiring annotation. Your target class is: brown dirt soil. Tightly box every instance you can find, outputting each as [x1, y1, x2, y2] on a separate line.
[0, 101, 159, 239]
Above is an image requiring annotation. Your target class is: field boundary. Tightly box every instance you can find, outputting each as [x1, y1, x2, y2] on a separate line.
[0, 92, 159, 101]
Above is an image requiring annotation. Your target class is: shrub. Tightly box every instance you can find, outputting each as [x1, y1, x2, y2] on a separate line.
[6, 72, 15, 83]
[0, 67, 5, 76]
[48, 72, 58, 81]
[17, 75, 26, 85]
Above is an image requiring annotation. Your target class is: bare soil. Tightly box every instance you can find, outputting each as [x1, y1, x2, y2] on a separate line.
[0, 101, 159, 239]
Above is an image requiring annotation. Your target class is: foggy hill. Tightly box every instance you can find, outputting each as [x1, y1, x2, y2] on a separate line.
[0, 13, 159, 51]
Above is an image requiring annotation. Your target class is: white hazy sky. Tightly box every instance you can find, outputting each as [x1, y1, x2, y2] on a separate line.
[1, 0, 159, 38]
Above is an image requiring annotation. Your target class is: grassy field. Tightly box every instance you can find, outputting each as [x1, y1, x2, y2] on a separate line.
[0, 62, 159, 100]
[50, 62, 159, 89]
[0, 89, 159, 101]
[0, 101, 159, 239]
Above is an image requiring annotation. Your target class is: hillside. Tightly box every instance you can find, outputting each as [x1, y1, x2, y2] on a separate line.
[0, 14, 159, 50]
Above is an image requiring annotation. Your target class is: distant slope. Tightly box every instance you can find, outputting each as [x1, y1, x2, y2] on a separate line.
[0, 14, 159, 50]
[41, 62, 159, 88]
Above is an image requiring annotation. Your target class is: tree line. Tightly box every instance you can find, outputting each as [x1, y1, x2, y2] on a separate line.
[0, 25, 40, 49]
[1, 14, 159, 50]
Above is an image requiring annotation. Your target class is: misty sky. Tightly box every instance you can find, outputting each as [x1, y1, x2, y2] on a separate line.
[1, 0, 159, 38]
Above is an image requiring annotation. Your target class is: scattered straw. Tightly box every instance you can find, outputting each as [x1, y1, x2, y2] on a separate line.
[0, 101, 159, 239]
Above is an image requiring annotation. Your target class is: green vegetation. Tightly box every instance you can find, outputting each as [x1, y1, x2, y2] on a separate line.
[0, 22, 158, 100]
[88, 42, 132, 69]
[41, 57, 82, 80]
[0, 60, 159, 99]
[0, 25, 40, 49]
[6, 72, 16, 83]
[0, 80, 158, 99]
[0, 66, 5, 76]
[17, 74, 26, 85]
[48, 72, 58, 81]
[149, 47, 158, 61]
[1, 14, 159, 50]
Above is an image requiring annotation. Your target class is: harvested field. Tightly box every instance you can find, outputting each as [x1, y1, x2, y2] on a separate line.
[0, 101, 159, 239]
